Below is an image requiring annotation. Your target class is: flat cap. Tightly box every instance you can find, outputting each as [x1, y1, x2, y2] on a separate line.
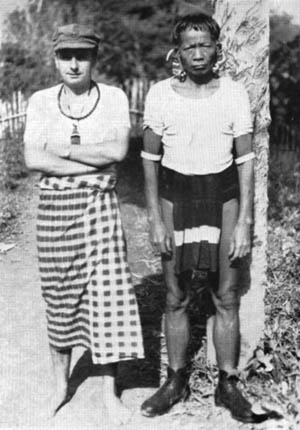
[53, 24, 100, 51]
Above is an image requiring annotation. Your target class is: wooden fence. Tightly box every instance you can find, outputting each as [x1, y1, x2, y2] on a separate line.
[0, 91, 27, 139]
[123, 78, 154, 135]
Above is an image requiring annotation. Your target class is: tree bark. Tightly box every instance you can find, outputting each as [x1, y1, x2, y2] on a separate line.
[207, 0, 270, 368]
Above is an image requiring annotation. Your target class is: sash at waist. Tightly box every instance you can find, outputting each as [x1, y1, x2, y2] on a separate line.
[39, 173, 117, 191]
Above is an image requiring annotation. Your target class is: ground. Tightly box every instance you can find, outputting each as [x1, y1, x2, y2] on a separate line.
[0, 165, 286, 430]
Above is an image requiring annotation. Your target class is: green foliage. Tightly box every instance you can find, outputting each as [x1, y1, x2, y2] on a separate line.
[269, 13, 300, 143]
[0, 190, 18, 237]
[0, 0, 177, 98]
[0, 6, 58, 98]
[1, 129, 28, 189]
[247, 159, 300, 428]
[0, 130, 28, 237]
[270, 12, 300, 52]
[270, 33, 300, 125]
[0, 42, 56, 99]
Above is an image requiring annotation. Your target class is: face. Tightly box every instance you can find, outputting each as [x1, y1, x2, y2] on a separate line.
[55, 49, 95, 90]
[178, 27, 217, 78]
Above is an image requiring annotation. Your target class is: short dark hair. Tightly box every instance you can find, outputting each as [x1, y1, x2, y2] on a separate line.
[172, 14, 221, 45]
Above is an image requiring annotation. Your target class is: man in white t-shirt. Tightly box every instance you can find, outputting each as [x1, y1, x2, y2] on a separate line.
[140, 10, 275, 425]
[24, 24, 144, 425]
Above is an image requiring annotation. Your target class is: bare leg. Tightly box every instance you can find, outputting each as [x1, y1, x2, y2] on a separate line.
[100, 364, 133, 426]
[211, 199, 240, 372]
[140, 199, 189, 417]
[41, 346, 70, 419]
[161, 198, 190, 370]
[212, 200, 263, 423]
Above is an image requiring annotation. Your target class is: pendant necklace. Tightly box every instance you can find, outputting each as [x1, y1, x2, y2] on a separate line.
[58, 80, 101, 145]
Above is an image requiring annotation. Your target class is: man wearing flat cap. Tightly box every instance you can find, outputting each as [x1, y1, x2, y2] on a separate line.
[24, 23, 144, 425]
[53, 23, 101, 50]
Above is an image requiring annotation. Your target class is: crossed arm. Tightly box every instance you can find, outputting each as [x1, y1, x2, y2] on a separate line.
[24, 127, 130, 177]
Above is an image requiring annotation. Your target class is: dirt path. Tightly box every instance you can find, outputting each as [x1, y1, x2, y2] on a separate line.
[0, 174, 268, 430]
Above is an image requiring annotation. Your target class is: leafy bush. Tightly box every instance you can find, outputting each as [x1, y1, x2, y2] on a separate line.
[242, 158, 300, 428]
[0, 130, 28, 237]
[0, 0, 176, 100]
[269, 15, 300, 153]
[1, 129, 28, 189]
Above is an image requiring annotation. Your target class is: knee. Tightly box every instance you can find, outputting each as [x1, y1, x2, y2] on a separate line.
[166, 289, 190, 314]
[212, 285, 240, 313]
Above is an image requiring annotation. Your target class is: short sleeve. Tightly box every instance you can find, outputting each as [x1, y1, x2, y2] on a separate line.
[143, 84, 164, 136]
[23, 92, 47, 148]
[232, 83, 253, 138]
[110, 88, 130, 128]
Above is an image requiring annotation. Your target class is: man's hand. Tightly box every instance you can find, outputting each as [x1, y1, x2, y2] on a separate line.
[229, 221, 251, 262]
[44, 141, 71, 159]
[149, 219, 173, 256]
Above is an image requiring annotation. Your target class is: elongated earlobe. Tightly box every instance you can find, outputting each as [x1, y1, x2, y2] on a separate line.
[166, 48, 175, 62]
[166, 48, 186, 81]
[212, 44, 226, 74]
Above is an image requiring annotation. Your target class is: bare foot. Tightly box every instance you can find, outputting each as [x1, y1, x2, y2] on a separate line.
[39, 385, 68, 421]
[103, 392, 133, 426]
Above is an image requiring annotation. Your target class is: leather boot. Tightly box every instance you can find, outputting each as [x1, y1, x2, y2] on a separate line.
[141, 367, 189, 417]
[215, 370, 278, 423]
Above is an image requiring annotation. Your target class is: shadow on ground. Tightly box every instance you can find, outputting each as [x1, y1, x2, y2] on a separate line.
[65, 271, 215, 404]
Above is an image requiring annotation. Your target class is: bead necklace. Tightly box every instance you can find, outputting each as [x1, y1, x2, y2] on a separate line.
[57, 80, 100, 145]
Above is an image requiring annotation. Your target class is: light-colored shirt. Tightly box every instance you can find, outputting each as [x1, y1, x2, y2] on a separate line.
[143, 76, 253, 175]
[24, 82, 130, 185]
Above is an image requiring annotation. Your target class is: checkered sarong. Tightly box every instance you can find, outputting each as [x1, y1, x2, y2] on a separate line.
[37, 174, 144, 364]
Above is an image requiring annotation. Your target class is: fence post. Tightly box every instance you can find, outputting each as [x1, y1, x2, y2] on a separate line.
[0, 93, 28, 139]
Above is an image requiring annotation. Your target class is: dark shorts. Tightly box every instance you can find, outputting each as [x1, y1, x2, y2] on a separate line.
[159, 163, 239, 274]
[159, 162, 239, 204]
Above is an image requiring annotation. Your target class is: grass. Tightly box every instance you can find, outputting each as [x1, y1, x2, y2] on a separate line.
[0, 130, 29, 240]
[253, 155, 300, 428]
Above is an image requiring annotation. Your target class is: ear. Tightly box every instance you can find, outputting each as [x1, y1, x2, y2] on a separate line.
[216, 42, 223, 62]
[54, 55, 59, 70]
[166, 48, 175, 62]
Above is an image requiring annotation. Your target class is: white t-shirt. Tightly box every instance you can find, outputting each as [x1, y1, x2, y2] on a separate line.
[143, 76, 253, 175]
[24, 82, 130, 182]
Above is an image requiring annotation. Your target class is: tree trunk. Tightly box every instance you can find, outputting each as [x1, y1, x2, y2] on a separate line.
[207, 0, 270, 368]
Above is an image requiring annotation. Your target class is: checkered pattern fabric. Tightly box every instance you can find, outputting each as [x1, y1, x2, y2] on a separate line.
[37, 174, 144, 364]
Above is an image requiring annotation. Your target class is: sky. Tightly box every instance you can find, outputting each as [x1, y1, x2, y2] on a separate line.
[0, 0, 27, 41]
[0, 0, 299, 40]
[270, 0, 300, 23]
[0, 0, 27, 24]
